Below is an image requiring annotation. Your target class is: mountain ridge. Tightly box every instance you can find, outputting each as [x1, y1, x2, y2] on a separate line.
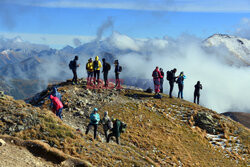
[0, 79, 249, 166]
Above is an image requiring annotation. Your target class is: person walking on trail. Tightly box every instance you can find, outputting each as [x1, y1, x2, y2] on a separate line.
[176, 71, 186, 99]
[101, 111, 112, 141]
[86, 58, 94, 85]
[152, 67, 162, 95]
[114, 60, 122, 88]
[93, 56, 102, 85]
[194, 81, 202, 104]
[49, 87, 62, 108]
[102, 58, 111, 87]
[85, 108, 100, 140]
[107, 118, 124, 144]
[69, 56, 80, 85]
[167, 68, 177, 98]
[159, 68, 164, 93]
[49, 95, 63, 120]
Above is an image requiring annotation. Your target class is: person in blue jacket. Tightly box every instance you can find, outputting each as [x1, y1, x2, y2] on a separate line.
[85, 108, 100, 139]
[176, 71, 186, 99]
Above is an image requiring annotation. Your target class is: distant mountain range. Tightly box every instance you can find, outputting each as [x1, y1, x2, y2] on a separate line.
[0, 33, 250, 100]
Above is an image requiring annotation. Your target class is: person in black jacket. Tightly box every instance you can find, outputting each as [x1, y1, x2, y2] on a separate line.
[168, 68, 177, 98]
[71, 56, 80, 85]
[114, 60, 120, 88]
[194, 81, 202, 104]
[159, 68, 164, 93]
[102, 58, 110, 87]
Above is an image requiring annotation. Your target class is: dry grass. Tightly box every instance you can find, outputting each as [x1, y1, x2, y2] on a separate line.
[0, 85, 249, 166]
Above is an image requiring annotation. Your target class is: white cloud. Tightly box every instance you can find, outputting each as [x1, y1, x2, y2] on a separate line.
[235, 18, 250, 39]
[107, 32, 143, 51]
[9, 0, 250, 13]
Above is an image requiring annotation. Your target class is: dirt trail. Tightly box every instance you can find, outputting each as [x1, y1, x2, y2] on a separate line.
[0, 142, 59, 167]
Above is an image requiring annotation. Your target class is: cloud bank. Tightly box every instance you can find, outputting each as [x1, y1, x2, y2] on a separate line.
[102, 32, 250, 113]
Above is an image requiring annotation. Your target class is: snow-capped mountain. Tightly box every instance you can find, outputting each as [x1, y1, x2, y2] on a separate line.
[204, 34, 250, 66]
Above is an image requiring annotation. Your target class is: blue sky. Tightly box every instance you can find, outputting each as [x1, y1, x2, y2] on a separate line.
[0, 0, 249, 48]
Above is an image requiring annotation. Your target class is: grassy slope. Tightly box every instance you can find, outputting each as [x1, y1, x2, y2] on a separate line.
[0, 83, 249, 166]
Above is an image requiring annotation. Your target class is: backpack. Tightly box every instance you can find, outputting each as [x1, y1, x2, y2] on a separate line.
[93, 60, 99, 70]
[154, 94, 162, 99]
[106, 63, 111, 71]
[69, 60, 74, 70]
[118, 66, 122, 72]
[177, 76, 184, 84]
[166, 71, 171, 81]
[145, 87, 153, 93]
[153, 70, 159, 78]
[119, 121, 127, 133]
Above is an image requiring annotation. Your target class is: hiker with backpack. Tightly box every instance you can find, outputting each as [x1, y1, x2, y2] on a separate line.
[166, 68, 177, 98]
[49, 95, 63, 120]
[93, 56, 102, 85]
[152, 67, 162, 95]
[85, 108, 100, 140]
[107, 118, 126, 144]
[86, 58, 94, 85]
[160, 68, 164, 93]
[194, 81, 202, 104]
[102, 58, 111, 87]
[69, 56, 80, 85]
[176, 71, 186, 99]
[114, 60, 122, 88]
[49, 87, 62, 108]
[101, 111, 112, 141]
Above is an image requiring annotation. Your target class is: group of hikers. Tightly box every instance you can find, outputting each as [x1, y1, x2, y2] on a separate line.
[69, 55, 122, 88]
[48, 86, 126, 144]
[85, 108, 126, 144]
[152, 67, 202, 104]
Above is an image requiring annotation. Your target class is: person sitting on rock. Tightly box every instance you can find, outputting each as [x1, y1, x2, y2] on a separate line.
[101, 111, 112, 141]
[85, 108, 100, 140]
[49, 95, 63, 120]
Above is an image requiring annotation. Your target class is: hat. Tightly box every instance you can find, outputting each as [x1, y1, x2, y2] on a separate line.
[104, 111, 108, 116]
[94, 108, 98, 112]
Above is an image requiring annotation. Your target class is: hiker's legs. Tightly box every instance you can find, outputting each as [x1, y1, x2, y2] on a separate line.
[104, 72, 108, 87]
[72, 69, 77, 84]
[178, 84, 183, 99]
[103, 127, 108, 141]
[160, 79, 163, 93]
[87, 72, 92, 85]
[178, 84, 181, 98]
[96, 70, 100, 84]
[169, 82, 174, 98]
[93, 124, 98, 139]
[115, 73, 120, 87]
[85, 123, 93, 135]
[197, 94, 200, 104]
[94, 71, 97, 84]
[194, 94, 196, 103]
[107, 133, 114, 143]
[56, 108, 63, 120]
[115, 135, 120, 144]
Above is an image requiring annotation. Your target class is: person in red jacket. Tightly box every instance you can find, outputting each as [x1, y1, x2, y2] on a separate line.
[152, 66, 162, 94]
[50, 95, 63, 120]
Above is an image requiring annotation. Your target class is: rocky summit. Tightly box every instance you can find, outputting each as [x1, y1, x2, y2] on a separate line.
[0, 79, 249, 166]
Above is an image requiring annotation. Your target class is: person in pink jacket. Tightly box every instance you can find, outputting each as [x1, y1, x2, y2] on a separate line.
[152, 66, 162, 94]
[50, 95, 63, 120]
